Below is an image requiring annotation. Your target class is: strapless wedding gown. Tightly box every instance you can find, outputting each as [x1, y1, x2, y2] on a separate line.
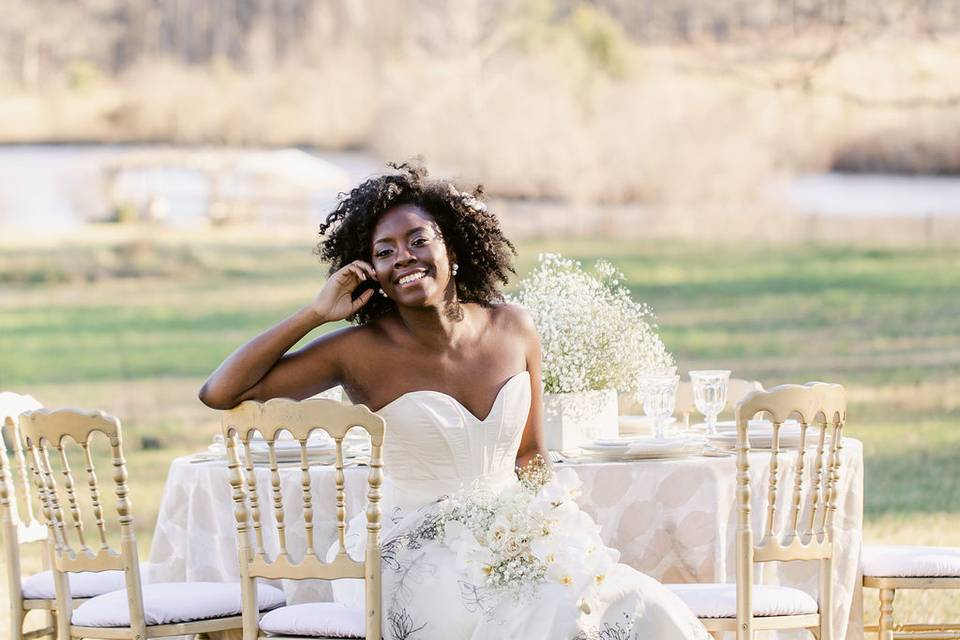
[334, 372, 708, 640]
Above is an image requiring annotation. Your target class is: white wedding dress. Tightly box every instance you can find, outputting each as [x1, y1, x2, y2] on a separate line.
[334, 371, 708, 640]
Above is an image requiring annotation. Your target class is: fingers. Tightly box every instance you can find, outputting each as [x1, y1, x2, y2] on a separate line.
[339, 261, 376, 284]
[350, 287, 375, 312]
[347, 265, 366, 282]
[352, 260, 376, 279]
[336, 264, 365, 285]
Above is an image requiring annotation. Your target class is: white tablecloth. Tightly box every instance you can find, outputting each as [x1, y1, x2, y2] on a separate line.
[148, 440, 863, 639]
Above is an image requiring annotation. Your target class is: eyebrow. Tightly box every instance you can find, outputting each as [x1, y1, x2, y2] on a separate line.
[373, 225, 431, 246]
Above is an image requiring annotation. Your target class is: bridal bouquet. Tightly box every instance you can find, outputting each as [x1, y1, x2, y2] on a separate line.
[435, 460, 617, 603]
[511, 253, 675, 394]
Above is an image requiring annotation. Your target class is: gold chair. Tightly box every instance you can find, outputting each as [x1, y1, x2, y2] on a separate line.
[20, 407, 285, 640]
[222, 397, 385, 640]
[667, 381, 847, 639]
[862, 545, 960, 638]
[1, 392, 57, 640]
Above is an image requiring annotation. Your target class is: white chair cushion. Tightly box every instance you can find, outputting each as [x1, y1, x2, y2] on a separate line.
[22, 569, 127, 600]
[666, 584, 818, 618]
[260, 602, 365, 638]
[72, 582, 285, 628]
[862, 545, 960, 578]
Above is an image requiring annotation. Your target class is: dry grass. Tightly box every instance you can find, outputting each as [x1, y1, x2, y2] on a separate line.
[2, 31, 960, 210]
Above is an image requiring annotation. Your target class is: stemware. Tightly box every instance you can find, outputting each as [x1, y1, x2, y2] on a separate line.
[639, 374, 680, 439]
[689, 369, 731, 435]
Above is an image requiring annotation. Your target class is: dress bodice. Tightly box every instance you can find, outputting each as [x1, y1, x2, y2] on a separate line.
[374, 371, 531, 512]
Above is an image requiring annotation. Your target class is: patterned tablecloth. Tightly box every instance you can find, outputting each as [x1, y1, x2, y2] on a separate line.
[148, 439, 863, 639]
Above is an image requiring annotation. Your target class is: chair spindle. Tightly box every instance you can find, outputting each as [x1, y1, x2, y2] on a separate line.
[268, 441, 288, 558]
[81, 441, 110, 550]
[299, 437, 315, 557]
[335, 437, 347, 556]
[56, 443, 88, 551]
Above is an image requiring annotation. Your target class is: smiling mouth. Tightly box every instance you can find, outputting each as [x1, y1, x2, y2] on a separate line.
[397, 271, 428, 286]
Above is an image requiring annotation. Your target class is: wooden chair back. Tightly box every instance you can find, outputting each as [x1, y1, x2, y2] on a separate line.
[734, 381, 846, 640]
[222, 398, 386, 640]
[1, 395, 47, 551]
[1, 395, 46, 537]
[19, 408, 147, 640]
[0, 393, 48, 637]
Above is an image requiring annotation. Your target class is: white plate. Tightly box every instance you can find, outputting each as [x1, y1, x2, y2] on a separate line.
[581, 446, 700, 461]
[585, 435, 688, 449]
[706, 425, 828, 450]
[582, 436, 701, 460]
[590, 434, 666, 447]
[691, 420, 736, 432]
[691, 419, 802, 432]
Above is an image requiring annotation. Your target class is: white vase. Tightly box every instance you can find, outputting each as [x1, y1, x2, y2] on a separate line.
[542, 389, 618, 452]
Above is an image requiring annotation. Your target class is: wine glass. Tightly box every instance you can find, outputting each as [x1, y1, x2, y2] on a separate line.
[639, 374, 680, 439]
[689, 370, 731, 435]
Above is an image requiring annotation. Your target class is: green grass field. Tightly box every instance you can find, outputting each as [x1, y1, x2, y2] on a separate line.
[2, 229, 959, 630]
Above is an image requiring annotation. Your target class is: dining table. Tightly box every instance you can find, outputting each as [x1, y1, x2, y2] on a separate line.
[147, 439, 864, 639]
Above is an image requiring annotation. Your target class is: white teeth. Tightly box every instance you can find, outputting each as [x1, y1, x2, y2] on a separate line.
[398, 271, 426, 285]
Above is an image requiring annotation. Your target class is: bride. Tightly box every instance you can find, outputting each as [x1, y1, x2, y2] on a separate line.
[199, 164, 708, 639]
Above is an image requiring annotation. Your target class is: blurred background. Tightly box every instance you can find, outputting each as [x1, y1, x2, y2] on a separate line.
[1, 0, 959, 630]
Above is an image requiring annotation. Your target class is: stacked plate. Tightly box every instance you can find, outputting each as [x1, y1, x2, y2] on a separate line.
[579, 435, 702, 461]
[245, 431, 371, 466]
[705, 419, 827, 451]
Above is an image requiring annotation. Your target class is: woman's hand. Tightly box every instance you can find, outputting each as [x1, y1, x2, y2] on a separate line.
[199, 262, 376, 408]
[311, 260, 379, 323]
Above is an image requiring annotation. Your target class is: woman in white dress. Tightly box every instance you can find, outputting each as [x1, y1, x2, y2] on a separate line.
[199, 163, 708, 639]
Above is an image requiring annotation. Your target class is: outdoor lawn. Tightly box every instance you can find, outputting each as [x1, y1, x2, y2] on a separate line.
[2, 229, 958, 629]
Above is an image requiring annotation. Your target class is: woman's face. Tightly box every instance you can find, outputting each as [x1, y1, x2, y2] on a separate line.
[371, 204, 455, 309]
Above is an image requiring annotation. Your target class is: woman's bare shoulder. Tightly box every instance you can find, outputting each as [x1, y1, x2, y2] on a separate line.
[487, 302, 537, 336]
[482, 304, 540, 362]
[321, 316, 394, 349]
[295, 316, 393, 366]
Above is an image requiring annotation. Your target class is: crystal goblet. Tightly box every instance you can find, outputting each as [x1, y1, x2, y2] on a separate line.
[639, 374, 680, 439]
[689, 370, 731, 436]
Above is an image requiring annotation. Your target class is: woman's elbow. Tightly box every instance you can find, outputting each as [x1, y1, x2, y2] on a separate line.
[198, 381, 237, 410]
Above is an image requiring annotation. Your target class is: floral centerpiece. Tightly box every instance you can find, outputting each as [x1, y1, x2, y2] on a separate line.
[435, 458, 616, 607]
[510, 254, 675, 449]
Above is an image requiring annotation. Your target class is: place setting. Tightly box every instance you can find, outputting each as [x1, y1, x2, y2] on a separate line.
[568, 370, 724, 463]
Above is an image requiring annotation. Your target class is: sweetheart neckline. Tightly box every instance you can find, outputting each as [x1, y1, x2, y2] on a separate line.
[373, 371, 530, 423]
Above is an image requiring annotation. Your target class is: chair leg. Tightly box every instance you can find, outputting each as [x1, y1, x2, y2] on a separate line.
[878, 588, 895, 640]
[49, 609, 60, 640]
[55, 604, 70, 640]
[46, 609, 57, 639]
[709, 632, 724, 640]
[10, 607, 23, 640]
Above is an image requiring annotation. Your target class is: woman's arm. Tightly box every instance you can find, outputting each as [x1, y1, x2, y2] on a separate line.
[198, 260, 377, 409]
[511, 306, 549, 469]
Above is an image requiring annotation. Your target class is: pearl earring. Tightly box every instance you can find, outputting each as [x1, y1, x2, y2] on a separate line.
[452, 263, 459, 276]
[380, 289, 388, 297]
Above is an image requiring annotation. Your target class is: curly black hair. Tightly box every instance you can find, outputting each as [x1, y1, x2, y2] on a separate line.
[317, 162, 516, 325]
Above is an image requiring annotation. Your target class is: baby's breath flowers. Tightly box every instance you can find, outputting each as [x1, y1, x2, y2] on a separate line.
[510, 253, 675, 394]
[435, 456, 617, 606]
